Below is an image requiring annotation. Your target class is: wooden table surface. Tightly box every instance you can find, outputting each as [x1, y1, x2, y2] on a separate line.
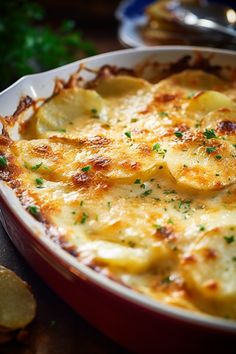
[0, 13, 132, 354]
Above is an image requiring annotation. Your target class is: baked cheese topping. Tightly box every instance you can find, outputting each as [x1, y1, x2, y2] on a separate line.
[1, 69, 236, 319]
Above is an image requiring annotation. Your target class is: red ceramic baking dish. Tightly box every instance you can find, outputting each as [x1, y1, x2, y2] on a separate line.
[0, 47, 236, 354]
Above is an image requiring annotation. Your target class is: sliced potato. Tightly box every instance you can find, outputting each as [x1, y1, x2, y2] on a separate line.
[170, 70, 226, 91]
[79, 240, 174, 273]
[181, 226, 236, 317]
[0, 266, 36, 330]
[13, 137, 166, 185]
[165, 133, 236, 190]
[201, 108, 236, 144]
[186, 91, 235, 120]
[35, 87, 104, 137]
[96, 75, 151, 98]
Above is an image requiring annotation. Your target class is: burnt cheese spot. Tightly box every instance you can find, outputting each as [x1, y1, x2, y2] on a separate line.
[89, 156, 111, 171]
[32, 144, 52, 156]
[119, 160, 141, 171]
[202, 248, 218, 260]
[154, 225, 175, 241]
[0, 136, 12, 146]
[138, 143, 152, 155]
[155, 94, 177, 103]
[216, 121, 236, 135]
[72, 172, 92, 188]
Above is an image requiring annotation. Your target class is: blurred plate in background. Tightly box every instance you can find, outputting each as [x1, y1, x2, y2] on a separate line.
[116, 0, 236, 48]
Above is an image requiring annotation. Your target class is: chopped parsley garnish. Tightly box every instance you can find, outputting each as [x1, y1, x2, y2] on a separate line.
[0, 155, 7, 167]
[124, 131, 131, 139]
[206, 146, 216, 154]
[131, 118, 138, 123]
[91, 108, 99, 118]
[72, 211, 76, 215]
[24, 162, 30, 169]
[161, 276, 172, 284]
[57, 129, 66, 133]
[203, 128, 217, 139]
[80, 212, 88, 224]
[80, 200, 84, 206]
[163, 189, 176, 195]
[35, 177, 43, 186]
[31, 162, 43, 171]
[215, 155, 222, 160]
[153, 143, 160, 151]
[167, 218, 174, 224]
[187, 92, 195, 99]
[174, 131, 183, 138]
[27, 205, 39, 216]
[198, 225, 205, 231]
[141, 189, 152, 197]
[107, 201, 111, 208]
[233, 144, 236, 148]
[134, 179, 141, 184]
[152, 143, 167, 157]
[140, 183, 146, 189]
[224, 235, 235, 244]
[154, 224, 162, 230]
[178, 199, 191, 213]
[81, 165, 91, 172]
[159, 111, 169, 118]
[128, 241, 136, 248]
[232, 257, 236, 262]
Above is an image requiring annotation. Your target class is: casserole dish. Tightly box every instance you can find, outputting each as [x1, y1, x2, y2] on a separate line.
[0, 47, 236, 354]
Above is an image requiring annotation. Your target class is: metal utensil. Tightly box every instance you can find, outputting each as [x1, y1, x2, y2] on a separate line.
[171, 2, 236, 39]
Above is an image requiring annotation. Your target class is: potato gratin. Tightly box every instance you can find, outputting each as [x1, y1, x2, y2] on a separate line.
[1, 65, 236, 320]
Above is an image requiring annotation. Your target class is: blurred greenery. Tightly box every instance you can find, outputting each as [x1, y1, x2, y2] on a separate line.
[0, 0, 97, 90]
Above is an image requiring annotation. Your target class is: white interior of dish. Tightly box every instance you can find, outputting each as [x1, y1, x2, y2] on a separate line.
[1, 46, 236, 332]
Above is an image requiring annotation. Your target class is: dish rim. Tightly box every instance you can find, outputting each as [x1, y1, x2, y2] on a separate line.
[1, 45, 236, 333]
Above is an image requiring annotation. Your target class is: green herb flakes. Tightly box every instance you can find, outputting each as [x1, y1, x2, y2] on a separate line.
[161, 276, 172, 284]
[174, 131, 183, 138]
[224, 235, 235, 244]
[152, 143, 167, 157]
[31, 162, 43, 171]
[203, 129, 217, 139]
[134, 179, 141, 184]
[27, 205, 39, 216]
[187, 92, 195, 99]
[80, 212, 88, 224]
[81, 165, 91, 172]
[198, 225, 205, 231]
[91, 108, 99, 118]
[178, 199, 191, 214]
[124, 131, 131, 139]
[159, 111, 169, 118]
[206, 146, 216, 154]
[35, 177, 43, 186]
[0, 155, 7, 167]
[141, 189, 152, 197]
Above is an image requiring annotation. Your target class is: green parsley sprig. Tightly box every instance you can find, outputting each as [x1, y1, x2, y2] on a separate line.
[0, 0, 96, 90]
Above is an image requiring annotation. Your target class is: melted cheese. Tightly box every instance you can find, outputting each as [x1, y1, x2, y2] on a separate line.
[2, 70, 236, 320]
